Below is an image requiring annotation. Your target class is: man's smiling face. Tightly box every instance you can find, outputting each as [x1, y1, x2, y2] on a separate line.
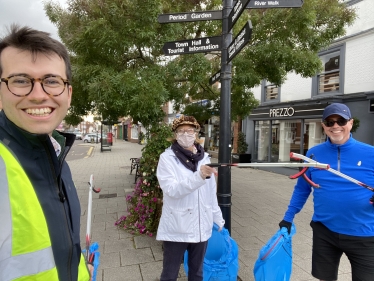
[0, 47, 72, 135]
[322, 114, 353, 145]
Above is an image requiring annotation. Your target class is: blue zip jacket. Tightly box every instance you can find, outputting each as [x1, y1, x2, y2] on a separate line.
[284, 135, 374, 236]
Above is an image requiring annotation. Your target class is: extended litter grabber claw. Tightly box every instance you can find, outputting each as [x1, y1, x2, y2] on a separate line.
[85, 175, 101, 281]
[291, 152, 374, 204]
[289, 154, 322, 188]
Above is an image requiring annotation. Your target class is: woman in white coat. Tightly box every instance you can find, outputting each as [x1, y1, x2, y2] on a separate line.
[156, 115, 225, 281]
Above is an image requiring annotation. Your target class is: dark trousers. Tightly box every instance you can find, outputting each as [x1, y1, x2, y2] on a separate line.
[160, 241, 208, 281]
[311, 221, 374, 281]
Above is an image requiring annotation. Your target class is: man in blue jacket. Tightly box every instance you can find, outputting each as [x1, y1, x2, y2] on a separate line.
[0, 25, 90, 280]
[279, 103, 374, 281]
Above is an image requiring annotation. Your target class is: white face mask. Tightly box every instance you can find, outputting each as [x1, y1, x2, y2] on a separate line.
[177, 133, 196, 148]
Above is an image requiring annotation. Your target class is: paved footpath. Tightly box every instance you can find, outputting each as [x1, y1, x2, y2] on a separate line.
[68, 140, 351, 281]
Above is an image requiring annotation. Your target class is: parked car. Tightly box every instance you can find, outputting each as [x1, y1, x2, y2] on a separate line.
[83, 133, 101, 143]
[74, 132, 83, 140]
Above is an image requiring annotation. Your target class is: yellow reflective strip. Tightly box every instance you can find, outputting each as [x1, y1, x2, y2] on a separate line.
[13, 267, 58, 281]
[0, 142, 52, 255]
[0, 247, 57, 281]
[77, 253, 90, 281]
[0, 155, 12, 261]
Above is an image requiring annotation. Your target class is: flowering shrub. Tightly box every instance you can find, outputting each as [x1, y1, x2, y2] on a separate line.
[115, 124, 174, 236]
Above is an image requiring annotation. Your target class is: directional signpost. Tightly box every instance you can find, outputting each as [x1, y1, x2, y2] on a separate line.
[247, 0, 304, 8]
[162, 36, 222, 56]
[209, 70, 221, 85]
[158, 0, 304, 236]
[227, 20, 252, 63]
[158, 10, 222, 23]
[228, 0, 251, 31]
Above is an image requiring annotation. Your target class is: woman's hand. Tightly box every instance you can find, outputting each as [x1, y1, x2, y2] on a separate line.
[200, 165, 218, 179]
[88, 264, 94, 280]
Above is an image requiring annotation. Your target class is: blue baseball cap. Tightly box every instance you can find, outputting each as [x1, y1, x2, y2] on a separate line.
[322, 103, 351, 120]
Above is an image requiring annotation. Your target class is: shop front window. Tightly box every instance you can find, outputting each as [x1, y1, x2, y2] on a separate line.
[304, 119, 326, 152]
[254, 120, 270, 161]
[255, 119, 327, 162]
[207, 116, 220, 153]
[271, 120, 280, 162]
[277, 119, 325, 162]
[278, 120, 302, 162]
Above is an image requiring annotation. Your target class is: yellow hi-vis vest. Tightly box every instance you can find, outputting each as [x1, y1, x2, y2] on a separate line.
[0, 142, 90, 281]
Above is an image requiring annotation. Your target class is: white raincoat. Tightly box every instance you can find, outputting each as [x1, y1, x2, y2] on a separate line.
[156, 147, 225, 242]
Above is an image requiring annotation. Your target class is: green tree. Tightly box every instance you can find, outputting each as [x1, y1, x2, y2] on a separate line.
[44, 0, 355, 125]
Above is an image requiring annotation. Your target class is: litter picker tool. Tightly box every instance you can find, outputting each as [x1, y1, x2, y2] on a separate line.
[86, 174, 101, 280]
[291, 153, 374, 200]
[207, 162, 329, 169]
[206, 161, 329, 180]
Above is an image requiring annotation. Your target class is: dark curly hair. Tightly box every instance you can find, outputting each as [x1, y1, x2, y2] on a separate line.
[0, 24, 71, 81]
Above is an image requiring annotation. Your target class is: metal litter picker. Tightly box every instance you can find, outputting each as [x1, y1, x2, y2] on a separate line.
[208, 153, 374, 203]
[85, 174, 101, 281]
[206, 161, 329, 179]
[291, 152, 374, 203]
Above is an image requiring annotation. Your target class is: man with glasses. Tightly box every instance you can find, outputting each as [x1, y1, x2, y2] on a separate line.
[279, 103, 374, 281]
[0, 25, 91, 280]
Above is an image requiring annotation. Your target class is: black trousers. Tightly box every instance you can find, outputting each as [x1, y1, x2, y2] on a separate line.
[160, 240, 208, 281]
[311, 221, 374, 281]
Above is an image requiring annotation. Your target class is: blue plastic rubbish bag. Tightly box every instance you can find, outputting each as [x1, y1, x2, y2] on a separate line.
[184, 224, 239, 281]
[82, 242, 100, 281]
[253, 224, 296, 281]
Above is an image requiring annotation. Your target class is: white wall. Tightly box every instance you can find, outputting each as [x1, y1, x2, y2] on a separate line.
[281, 72, 313, 102]
[344, 32, 374, 94]
[252, 85, 262, 101]
[344, 1, 374, 36]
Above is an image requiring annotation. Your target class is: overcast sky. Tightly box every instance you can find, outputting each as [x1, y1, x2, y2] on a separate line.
[0, 0, 67, 40]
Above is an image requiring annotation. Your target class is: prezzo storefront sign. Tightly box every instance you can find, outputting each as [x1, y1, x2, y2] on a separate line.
[269, 107, 295, 117]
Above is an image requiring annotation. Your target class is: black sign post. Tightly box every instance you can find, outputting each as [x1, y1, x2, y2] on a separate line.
[162, 36, 222, 56]
[158, 0, 304, 236]
[158, 10, 222, 23]
[228, 0, 251, 30]
[247, 0, 304, 8]
[209, 70, 221, 85]
[217, 0, 233, 235]
[227, 20, 252, 62]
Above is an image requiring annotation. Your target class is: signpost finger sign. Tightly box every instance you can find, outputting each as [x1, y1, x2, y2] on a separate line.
[162, 36, 222, 56]
[228, 20, 253, 63]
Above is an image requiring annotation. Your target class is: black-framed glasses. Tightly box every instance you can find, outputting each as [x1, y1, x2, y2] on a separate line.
[176, 128, 197, 135]
[322, 118, 349, 127]
[0, 75, 70, 97]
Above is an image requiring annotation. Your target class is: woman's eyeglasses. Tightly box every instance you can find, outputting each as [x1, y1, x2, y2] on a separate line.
[322, 118, 349, 127]
[176, 128, 196, 135]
